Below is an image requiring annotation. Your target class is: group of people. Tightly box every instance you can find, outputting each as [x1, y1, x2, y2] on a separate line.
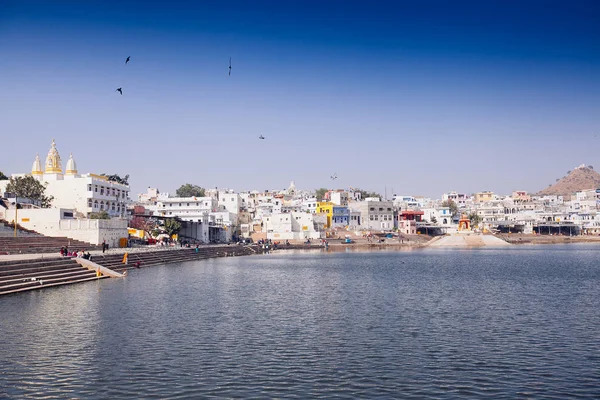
[59, 246, 92, 260]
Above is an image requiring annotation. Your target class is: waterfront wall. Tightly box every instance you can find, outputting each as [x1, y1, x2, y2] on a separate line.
[4, 208, 127, 247]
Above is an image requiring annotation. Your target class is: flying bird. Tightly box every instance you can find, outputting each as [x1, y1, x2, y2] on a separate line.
[116, 87, 123, 95]
[229, 57, 232, 76]
[330, 173, 338, 180]
[259, 134, 265, 140]
[125, 56, 131, 64]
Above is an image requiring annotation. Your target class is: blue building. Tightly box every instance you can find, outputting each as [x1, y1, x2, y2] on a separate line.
[332, 206, 350, 227]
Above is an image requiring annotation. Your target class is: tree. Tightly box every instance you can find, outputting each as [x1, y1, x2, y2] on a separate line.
[0, 171, 8, 180]
[589, 165, 594, 170]
[315, 188, 328, 201]
[354, 188, 382, 200]
[468, 212, 482, 227]
[89, 210, 110, 219]
[441, 199, 459, 217]
[431, 216, 438, 224]
[101, 173, 129, 185]
[129, 216, 156, 234]
[176, 183, 205, 197]
[164, 218, 182, 237]
[5, 176, 54, 208]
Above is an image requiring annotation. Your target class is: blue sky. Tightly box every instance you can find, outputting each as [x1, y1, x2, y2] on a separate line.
[1, 0, 598, 198]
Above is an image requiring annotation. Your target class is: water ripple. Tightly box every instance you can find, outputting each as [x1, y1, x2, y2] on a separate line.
[1, 247, 600, 398]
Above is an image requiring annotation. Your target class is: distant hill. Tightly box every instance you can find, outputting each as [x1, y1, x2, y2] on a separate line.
[537, 165, 600, 197]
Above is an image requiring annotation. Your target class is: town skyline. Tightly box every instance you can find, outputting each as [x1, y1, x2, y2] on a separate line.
[1, 1, 598, 198]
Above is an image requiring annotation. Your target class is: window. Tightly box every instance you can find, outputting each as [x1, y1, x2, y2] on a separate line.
[94, 186, 98, 192]
[87, 184, 92, 191]
[370, 207, 374, 211]
[387, 208, 391, 211]
[369, 215, 374, 221]
[187, 203, 190, 206]
[88, 200, 92, 207]
[379, 208, 383, 211]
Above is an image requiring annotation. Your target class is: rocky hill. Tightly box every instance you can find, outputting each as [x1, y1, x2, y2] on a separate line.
[537, 164, 600, 197]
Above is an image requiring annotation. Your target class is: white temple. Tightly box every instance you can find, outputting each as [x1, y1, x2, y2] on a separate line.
[0, 139, 130, 246]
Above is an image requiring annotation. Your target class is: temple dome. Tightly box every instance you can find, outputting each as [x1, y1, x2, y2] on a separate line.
[65, 153, 78, 175]
[287, 180, 296, 195]
[31, 154, 43, 176]
[44, 139, 63, 174]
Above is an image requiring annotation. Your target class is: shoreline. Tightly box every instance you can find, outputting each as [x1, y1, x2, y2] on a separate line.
[2, 233, 600, 264]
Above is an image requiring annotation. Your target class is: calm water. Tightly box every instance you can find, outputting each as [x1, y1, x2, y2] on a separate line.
[1, 245, 599, 399]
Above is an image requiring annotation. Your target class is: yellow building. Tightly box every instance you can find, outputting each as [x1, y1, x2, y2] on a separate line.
[316, 202, 334, 228]
[474, 191, 494, 203]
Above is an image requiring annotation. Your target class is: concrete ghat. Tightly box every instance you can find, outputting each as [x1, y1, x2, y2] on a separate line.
[74, 258, 124, 278]
[428, 234, 511, 247]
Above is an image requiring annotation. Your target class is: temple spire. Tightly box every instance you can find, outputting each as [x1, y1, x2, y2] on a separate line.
[44, 139, 63, 174]
[31, 154, 43, 176]
[65, 153, 78, 175]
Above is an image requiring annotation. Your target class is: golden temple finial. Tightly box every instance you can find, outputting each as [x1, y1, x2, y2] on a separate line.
[44, 139, 63, 174]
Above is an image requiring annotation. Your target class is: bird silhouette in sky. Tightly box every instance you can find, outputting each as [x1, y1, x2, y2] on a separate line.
[259, 134, 265, 140]
[116, 88, 123, 95]
[125, 56, 131, 64]
[229, 57, 232, 76]
[331, 173, 338, 180]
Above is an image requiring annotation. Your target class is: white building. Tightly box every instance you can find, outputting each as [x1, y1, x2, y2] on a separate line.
[302, 197, 318, 213]
[138, 187, 160, 204]
[0, 140, 131, 218]
[263, 212, 326, 240]
[330, 191, 349, 206]
[0, 140, 129, 246]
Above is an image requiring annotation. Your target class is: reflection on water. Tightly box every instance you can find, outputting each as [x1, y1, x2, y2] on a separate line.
[1, 246, 599, 399]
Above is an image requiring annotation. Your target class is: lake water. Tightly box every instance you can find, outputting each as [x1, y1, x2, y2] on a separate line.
[1, 245, 599, 399]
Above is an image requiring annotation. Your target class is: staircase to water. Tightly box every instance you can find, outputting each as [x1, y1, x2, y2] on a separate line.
[0, 257, 106, 295]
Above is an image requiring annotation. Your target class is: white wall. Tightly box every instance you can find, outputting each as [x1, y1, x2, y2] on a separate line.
[4, 208, 127, 247]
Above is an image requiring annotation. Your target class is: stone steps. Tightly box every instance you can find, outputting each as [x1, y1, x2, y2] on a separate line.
[0, 258, 106, 296]
[1, 245, 265, 295]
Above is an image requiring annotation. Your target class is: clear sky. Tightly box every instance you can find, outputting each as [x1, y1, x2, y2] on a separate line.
[1, 0, 598, 199]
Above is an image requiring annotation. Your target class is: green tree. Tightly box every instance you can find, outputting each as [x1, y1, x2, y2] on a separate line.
[441, 199, 459, 217]
[315, 188, 328, 201]
[164, 218, 182, 237]
[101, 173, 129, 185]
[5, 176, 54, 208]
[89, 210, 110, 219]
[355, 188, 382, 200]
[468, 212, 482, 227]
[0, 171, 8, 180]
[176, 183, 205, 197]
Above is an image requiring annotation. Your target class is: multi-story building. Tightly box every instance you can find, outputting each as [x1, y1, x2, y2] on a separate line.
[351, 199, 394, 231]
[328, 190, 349, 206]
[474, 191, 494, 203]
[0, 140, 131, 218]
[263, 212, 325, 240]
[316, 201, 334, 228]
[331, 206, 350, 228]
[0, 140, 129, 246]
